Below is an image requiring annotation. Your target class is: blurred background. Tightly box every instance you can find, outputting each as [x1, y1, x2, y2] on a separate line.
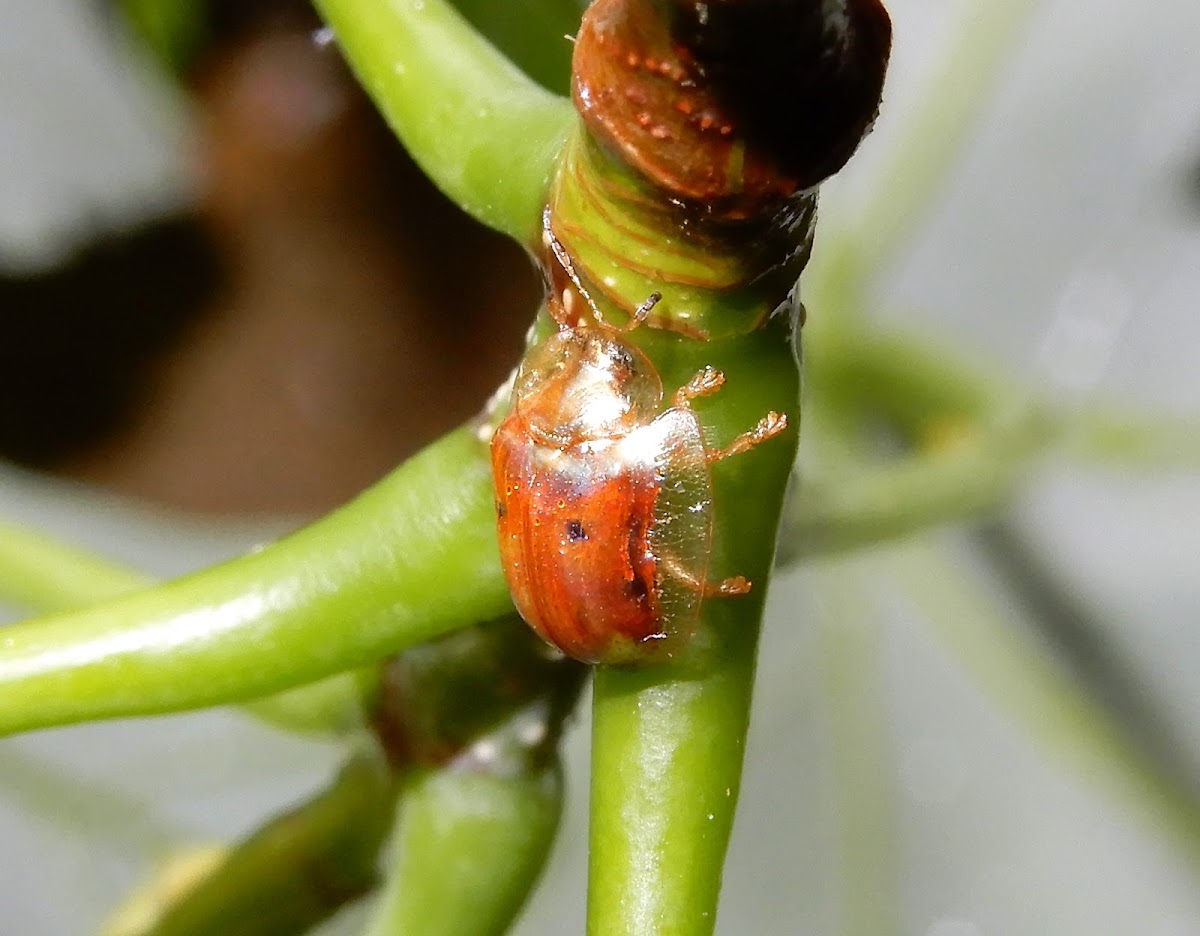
[1, 0, 1199, 932]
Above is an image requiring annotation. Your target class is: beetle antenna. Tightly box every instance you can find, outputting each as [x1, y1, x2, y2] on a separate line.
[629, 291, 661, 330]
[543, 207, 609, 327]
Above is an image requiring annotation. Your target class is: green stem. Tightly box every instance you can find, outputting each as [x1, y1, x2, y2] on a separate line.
[1066, 406, 1200, 469]
[808, 322, 1012, 434]
[0, 521, 149, 612]
[364, 764, 562, 936]
[589, 645, 757, 936]
[450, 0, 581, 95]
[776, 307, 1058, 562]
[785, 311, 1200, 561]
[359, 614, 580, 935]
[238, 669, 380, 737]
[896, 542, 1200, 869]
[105, 752, 397, 936]
[0, 521, 379, 737]
[780, 407, 1053, 563]
[0, 425, 510, 737]
[312, 0, 574, 246]
[116, 0, 206, 73]
[587, 322, 799, 935]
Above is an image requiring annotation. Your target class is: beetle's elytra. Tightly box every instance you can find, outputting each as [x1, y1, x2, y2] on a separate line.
[489, 216, 787, 664]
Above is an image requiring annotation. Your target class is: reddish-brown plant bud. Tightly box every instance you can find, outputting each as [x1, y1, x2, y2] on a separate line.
[572, 0, 891, 216]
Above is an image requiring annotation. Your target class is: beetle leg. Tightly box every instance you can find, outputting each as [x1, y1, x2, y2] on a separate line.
[707, 411, 788, 463]
[659, 552, 753, 597]
[704, 575, 752, 596]
[672, 366, 726, 407]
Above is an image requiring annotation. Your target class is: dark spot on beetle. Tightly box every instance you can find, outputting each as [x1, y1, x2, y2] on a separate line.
[611, 347, 635, 374]
[567, 519, 588, 542]
[624, 519, 652, 605]
[495, 499, 507, 518]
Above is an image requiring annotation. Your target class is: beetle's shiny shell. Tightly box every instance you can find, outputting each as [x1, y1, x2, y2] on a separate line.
[491, 329, 713, 664]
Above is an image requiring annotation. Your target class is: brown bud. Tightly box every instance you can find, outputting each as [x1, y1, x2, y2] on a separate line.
[572, 0, 891, 216]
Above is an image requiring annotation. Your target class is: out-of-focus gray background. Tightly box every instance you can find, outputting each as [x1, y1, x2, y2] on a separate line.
[2, 0, 1199, 933]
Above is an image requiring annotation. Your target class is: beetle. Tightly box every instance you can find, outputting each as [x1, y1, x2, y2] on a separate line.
[489, 214, 788, 664]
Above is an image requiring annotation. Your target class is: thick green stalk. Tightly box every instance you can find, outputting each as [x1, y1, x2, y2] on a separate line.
[312, 0, 574, 245]
[588, 321, 801, 935]
[589, 644, 756, 936]
[0, 426, 510, 736]
[364, 764, 562, 936]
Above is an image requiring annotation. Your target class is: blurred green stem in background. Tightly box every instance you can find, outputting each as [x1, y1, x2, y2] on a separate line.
[103, 752, 396, 936]
[897, 540, 1200, 868]
[0, 520, 150, 611]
